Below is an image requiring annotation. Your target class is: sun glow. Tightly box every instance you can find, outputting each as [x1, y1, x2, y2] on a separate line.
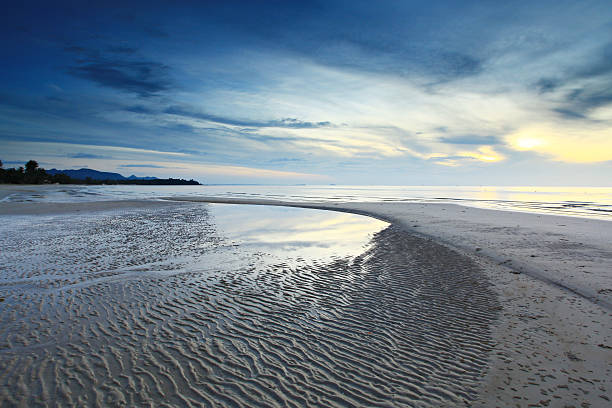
[515, 137, 543, 150]
[507, 125, 612, 162]
[460, 146, 505, 162]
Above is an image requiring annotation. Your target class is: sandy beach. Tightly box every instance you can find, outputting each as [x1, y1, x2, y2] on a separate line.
[0, 195, 610, 407]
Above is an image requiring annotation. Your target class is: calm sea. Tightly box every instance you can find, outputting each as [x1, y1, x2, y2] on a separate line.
[2, 184, 611, 220]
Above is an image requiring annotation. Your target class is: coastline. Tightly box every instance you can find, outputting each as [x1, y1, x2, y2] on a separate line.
[1, 195, 610, 406]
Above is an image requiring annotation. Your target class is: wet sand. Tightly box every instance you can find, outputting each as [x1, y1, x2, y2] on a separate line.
[1, 202, 499, 407]
[1, 197, 610, 407]
[170, 197, 612, 407]
[0, 199, 179, 215]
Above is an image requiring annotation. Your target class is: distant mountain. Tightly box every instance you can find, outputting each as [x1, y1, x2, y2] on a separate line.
[2, 162, 200, 185]
[46, 168, 158, 181]
[127, 174, 157, 180]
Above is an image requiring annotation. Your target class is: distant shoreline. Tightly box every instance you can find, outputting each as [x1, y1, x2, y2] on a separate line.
[0, 160, 201, 185]
[0, 180, 201, 185]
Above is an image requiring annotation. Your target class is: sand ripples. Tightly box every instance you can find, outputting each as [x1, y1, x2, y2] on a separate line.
[0, 204, 499, 407]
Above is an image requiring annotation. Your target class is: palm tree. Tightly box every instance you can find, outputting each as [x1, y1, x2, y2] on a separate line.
[25, 160, 38, 174]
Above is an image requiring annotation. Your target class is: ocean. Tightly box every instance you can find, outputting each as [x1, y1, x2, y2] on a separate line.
[2, 184, 611, 220]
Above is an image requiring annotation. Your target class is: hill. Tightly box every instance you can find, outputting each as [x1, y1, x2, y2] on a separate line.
[0, 161, 201, 185]
[46, 168, 158, 181]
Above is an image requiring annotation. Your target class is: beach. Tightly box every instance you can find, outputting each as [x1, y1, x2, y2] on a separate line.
[169, 197, 612, 405]
[0, 193, 610, 407]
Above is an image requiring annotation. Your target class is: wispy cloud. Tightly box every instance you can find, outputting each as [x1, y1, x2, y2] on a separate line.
[66, 45, 172, 97]
[185, 163, 328, 180]
[119, 164, 167, 168]
[438, 135, 502, 145]
[163, 105, 333, 129]
[3, 141, 189, 158]
[68, 60, 171, 97]
[535, 41, 612, 117]
[73, 143, 188, 157]
[67, 153, 109, 159]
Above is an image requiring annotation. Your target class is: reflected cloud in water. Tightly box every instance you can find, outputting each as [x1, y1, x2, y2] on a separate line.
[208, 204, 388, 262]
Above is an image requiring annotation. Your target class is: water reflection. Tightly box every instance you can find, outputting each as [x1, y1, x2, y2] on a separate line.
[208, 203, 388, 263]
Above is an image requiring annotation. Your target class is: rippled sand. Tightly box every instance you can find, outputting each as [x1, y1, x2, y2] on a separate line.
[0, 203, 499, 407]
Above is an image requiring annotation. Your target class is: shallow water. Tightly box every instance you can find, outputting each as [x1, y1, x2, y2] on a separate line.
[2, 184, 611, 220]
[0, 203, 499, 407]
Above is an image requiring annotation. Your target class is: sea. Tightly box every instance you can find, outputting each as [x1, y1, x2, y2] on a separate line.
[2, 184, 611, 220]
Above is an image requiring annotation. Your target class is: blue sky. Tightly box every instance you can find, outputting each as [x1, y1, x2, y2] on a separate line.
[1, 0, 611, 185]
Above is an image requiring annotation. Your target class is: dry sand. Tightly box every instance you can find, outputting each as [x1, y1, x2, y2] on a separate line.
[0, 195, 610, 407]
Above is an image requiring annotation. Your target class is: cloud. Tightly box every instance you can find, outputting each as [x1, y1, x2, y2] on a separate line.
[539, 42, 612, 116]
[574, 42, 612, 79]
[68, 57, 171, 97]
[563, 86, 612, 113]
[203, 1, 486, 83]
[163, 105, 333, 129]
[119, 164, 167, 168]
[237, 132, 331, 144]
[186, 163, 327, 180]
[430, 146, 505, 166]
[4, 141, 189, 158]
[300, 38, 483, 83]
[552, 108, 587, 120]
[535, 78, 560, 94]
[268, 158, 304, 163]
[438, 135, 501, 145]
[68, 153, 109, 159]
[425, 52, 483, 82]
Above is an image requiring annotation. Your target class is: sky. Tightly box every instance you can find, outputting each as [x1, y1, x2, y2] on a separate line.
[1, 0, 611, 185]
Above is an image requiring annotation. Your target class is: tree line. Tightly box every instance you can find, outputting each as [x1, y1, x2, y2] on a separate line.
[0, 160, 201, 185]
